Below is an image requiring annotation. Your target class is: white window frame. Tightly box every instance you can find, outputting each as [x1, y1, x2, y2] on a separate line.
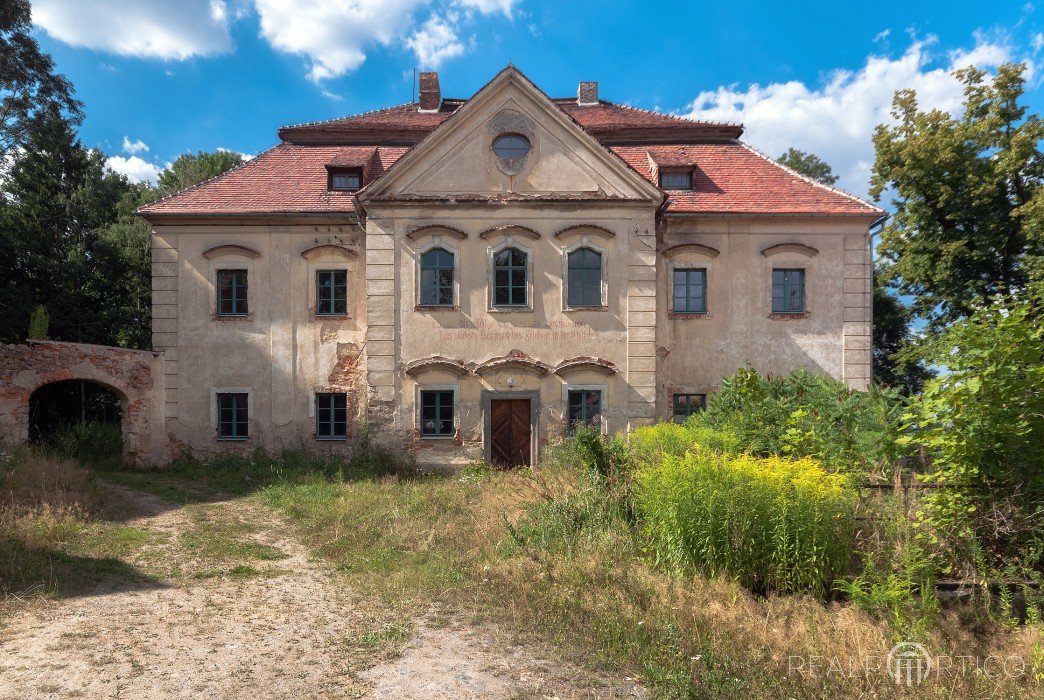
[488, 238, 534, 312]
[562, 383, 607, 435]
[414, 237, 460, 309]
[416, 384, 460, 440]
[210, 387, 253, 441]
[561, 238, 609, 311]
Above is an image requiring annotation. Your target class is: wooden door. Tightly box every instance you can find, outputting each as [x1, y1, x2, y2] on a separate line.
[489, 399, 531, 467]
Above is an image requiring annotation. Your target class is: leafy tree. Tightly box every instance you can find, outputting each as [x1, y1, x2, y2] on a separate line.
[27, 304, 48, 339]
[0, 0, 82, 161]
[777, 147, 839, 185]
[871, 63, 1044, 329]
[158, 150, 244, 196]
[0, 115, 129, 344]
[902, 282, 1044, 576]
[872, 271, 929, 392]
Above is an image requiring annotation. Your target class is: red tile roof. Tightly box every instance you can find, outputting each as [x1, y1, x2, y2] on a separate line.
[139, 145, 408, 216]
[612, 144, 882, 216]
[141, 97, 880, 219]
[278, 99, 742, 145]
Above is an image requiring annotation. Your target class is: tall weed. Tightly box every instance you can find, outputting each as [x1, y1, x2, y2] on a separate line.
[635, 448, 855, 595]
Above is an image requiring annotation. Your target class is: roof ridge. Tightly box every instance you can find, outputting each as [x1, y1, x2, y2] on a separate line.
[606, 100, 742, 128]
[738, 142, 884, 214]
[137, 143, 283, 213]
[279, 102, 420, 132]
[552, 97, 741, 129]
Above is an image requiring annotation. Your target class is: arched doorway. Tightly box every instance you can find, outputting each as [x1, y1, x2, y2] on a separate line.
[0, 340, 166, 464]
[28, 380, 126, 462]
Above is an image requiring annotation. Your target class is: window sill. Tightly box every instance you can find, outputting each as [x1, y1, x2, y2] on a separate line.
[212, 313, 253, 322]
[768, 312, 810, 320]
[668, 312, 710, 320]
[419, 434, 456, 440]
[488, 306, 534, 313]
[217, 436, 249, 442]
[314, 436, 348, 441]
[314, 314, 350, 320]
[564, 305, 608, 312]
[415, 305, 459, 312]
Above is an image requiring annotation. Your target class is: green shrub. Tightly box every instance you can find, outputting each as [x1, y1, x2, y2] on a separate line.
[902, 282, 1044, 579]
[634, 448, 855, 595]
[628, 421, 741, 466]
[690, 367, 905, 475]
[45, 421, 124, 469]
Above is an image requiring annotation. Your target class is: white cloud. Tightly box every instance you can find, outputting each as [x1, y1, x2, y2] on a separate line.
[457, 0, 518, 17]
[106, 155, 163, 184]
[407, 13, 467, 69]
[34, 0, 519, 81]
[253, 0, 426, 82]
[121, 137, 149, 155]
[32, 0, 233, 60]
[682, 35, 1022, 198]
[217, 147, 255, 160]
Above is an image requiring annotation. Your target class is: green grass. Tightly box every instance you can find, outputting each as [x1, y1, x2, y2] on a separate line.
[179, 510, 288, 563]
[7, 442, 1040, 699]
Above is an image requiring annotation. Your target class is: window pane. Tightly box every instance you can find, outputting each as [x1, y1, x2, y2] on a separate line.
[660, 171, 692, 190]
[492, 134, 531, 159]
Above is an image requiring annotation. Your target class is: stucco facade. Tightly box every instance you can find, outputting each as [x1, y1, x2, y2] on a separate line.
[140, 67, 880, 467]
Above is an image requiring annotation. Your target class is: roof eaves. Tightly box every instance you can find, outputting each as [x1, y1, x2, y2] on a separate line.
[135, 143, 282, 216]
[738, 142, 884, 215]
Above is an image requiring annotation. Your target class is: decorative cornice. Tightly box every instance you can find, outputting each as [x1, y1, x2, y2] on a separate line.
[761, 243, 819, 258]
[662, 243, 720, 259]
[478, 224, 541, 240]
[403, 356, 470, 377]
[406, 224, 468, 241]
[474, 349, 550, 376]
[300, 244, 358, 261]
[553, 357, 618, 376]
[202, 244, 261, 260]
[553, 224, 616, 240]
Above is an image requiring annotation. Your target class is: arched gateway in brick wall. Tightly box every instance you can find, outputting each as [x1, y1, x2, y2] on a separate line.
[0, 341, 166, 464]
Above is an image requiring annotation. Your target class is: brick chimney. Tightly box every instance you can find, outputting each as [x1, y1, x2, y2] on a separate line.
[577, 81, 598, 106]
[419, 72, 441, 111]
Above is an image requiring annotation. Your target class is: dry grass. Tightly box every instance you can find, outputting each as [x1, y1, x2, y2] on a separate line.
[246, 462, 1043, 699]
[0, 448, 155, 612]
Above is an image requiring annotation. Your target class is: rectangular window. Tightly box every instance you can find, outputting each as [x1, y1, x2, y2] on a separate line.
[420, 390, 455, 437]
[329, 170, 361, 191]
[216, 269, 248, 316]
[315, 392, 347, 440]
[659, 170, 693, 190]
[316, 270, 348, 316]
[493, 248, 528, 307]
[567, 389, 602, 434]
[673, 268, 707, 313]
[420, 248, 455, 306]
[672, 393, 706, 423]
[217, 392, 248, 440]
[772, 268, 806, 313]
[567, 247, 602, 307]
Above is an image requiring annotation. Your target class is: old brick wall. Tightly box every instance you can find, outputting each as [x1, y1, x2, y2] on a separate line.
[0, 341, 166, 464]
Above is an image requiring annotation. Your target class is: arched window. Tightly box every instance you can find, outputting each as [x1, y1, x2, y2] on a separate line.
[493, 247, 528, 307]
[420, 247, 455, 306]
[567, 247, 602, 307]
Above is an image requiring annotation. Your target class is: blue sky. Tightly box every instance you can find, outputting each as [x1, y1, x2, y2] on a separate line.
[30, 0, 1044, 199]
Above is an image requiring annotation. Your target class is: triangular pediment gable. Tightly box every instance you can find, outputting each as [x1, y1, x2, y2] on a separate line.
[358, 66, 664, 204]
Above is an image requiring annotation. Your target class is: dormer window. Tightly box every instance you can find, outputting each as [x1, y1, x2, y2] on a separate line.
[660, 170, 693, 191]
[329, 169, 361, 192]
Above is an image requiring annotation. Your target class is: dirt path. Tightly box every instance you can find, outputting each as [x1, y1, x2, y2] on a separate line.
[0, 484, 642, 699]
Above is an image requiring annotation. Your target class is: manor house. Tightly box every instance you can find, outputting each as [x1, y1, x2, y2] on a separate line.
[138, 66, 881, 468]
